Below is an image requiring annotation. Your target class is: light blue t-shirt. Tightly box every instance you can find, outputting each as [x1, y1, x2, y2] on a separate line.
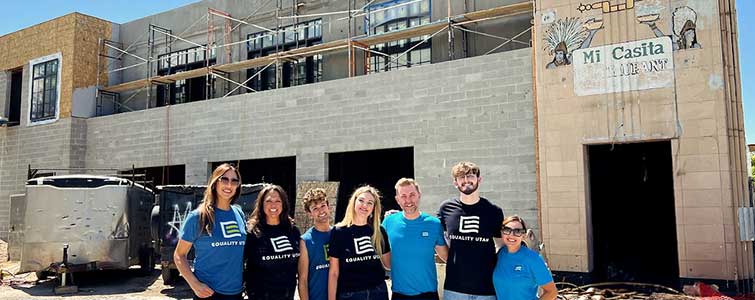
[179, 206, 246, 295]
[382, 212, 446, 296]
[301, 227, 331, 300]
[493, 247, 554, 300]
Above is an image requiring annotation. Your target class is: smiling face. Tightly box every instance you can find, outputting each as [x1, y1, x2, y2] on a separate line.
[502, 220, 525, 249]
[354, 192, 376, 221]
[308, 200, 330, 225]
[396, 184, 420, 218]
[454, 173, 481, 196]
[214, 169, 239, 203]
[263, 190, 283, 221]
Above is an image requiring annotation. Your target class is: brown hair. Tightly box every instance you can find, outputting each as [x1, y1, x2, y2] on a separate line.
[335, 185, 385, 255]
[394, 177, 421, 194]
[502, 215, 528, 230]
[451, 161, 481, 178]
[198, 163, 242, 235]
[303, 188, 328, 212]
[247, 184, 294, 237]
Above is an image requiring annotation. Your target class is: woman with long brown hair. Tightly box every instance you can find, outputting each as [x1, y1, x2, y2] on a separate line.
[327, 185, 391, 300]
[244, 184, 300, 300]
[174, 163, 246, 300]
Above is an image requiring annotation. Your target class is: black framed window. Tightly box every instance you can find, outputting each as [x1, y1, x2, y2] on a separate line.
[156, 46, 216, 106]
[367, 0, 431, 73]
[30, 59, 59, 122]
[246, 19, 323, 91]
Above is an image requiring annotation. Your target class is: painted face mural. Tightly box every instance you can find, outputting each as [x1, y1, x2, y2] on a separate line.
[543, 17, 604, 69]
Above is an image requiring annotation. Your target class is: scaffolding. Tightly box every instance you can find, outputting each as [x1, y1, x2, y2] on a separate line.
[96, 1, 534, 106]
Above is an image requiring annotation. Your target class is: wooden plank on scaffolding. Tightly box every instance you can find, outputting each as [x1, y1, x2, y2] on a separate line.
[101, 2, 533, 94]
[357, 22, 448, 46]
[101, 78, 151, 93]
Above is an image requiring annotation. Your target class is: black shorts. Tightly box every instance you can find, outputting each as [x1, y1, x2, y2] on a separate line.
[392, 291, 440, 300]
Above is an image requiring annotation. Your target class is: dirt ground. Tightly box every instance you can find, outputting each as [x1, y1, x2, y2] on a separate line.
[0, 262, 195, 300]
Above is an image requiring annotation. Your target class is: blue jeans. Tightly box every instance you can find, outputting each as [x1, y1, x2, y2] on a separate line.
[337, 282, 389, 300]
[443, 290, 496, 300]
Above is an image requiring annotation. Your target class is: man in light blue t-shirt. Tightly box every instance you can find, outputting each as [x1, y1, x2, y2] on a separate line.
[383, 178, 449, 300]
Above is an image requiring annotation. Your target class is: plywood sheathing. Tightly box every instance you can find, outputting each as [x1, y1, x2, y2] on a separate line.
[0, 13, 111, 119]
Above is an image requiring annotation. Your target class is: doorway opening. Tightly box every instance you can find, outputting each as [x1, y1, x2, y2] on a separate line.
[587, 141, 679, 287]
[328, 147, 413, 222]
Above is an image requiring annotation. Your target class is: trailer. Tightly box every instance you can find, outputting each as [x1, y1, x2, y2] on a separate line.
[16, 175, 155, 292]
[151, 184, 263, 284]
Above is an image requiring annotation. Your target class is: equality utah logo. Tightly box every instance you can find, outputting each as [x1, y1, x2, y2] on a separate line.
[220, 221, 242, 238]
[459, 216, 480, 234]
[271, 236, 294, 252]
[353, 236, 375, 255]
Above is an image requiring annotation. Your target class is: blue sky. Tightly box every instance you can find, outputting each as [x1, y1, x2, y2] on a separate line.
[0, 0, 753, 143]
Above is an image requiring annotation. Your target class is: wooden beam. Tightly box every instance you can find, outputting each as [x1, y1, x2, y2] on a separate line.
[102, 2, 533, 94]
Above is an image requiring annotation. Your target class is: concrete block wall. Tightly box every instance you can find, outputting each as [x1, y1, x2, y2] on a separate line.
[84, 48, 538, 226]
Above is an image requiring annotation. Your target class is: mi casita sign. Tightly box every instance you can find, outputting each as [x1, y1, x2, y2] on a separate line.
[573, 37, 674, 96]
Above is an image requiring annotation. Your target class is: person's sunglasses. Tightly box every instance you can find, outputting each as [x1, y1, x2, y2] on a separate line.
[502, 226, 526, 237]
[218, 176, 240, 186]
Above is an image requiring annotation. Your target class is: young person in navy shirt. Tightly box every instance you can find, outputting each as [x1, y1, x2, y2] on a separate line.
[328, 185, 391, 300]
[383, 178, 448, 300]
[244, 185, 300, 300]
[438, 161, 504, 300]
[493, 216, 557, 300]
[175, 163, 246, 300]
[298, 188, 332, 300]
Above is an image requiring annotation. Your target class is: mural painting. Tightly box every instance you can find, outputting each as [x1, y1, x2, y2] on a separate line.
[543, 17, 604, 69]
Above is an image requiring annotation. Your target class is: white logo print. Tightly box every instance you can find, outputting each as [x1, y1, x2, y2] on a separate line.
[459, 216, 480, 234]
[271, 236, 294, 252]
[220, 221, 242, 238]
[353, 236, 375, 255]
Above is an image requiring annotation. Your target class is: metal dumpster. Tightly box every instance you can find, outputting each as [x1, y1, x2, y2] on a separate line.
[18, 175, 155, 274]
[152, 184, 263, 284]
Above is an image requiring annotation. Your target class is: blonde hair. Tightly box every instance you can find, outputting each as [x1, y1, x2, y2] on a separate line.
[336, 185, 384, 255]
[394, 177, 421, 194]
[199, 163, 242, 235]
[502, 215, 528, 230]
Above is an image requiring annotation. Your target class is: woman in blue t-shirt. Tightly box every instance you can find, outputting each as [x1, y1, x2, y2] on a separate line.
[327, 185, 391, 300]
[244, 184, 301, 300]
[493, 215, 557, 300]
[175, 163, 247, 300]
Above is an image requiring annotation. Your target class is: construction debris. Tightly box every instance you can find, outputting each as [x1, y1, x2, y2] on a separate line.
[556, 282, 741, 300]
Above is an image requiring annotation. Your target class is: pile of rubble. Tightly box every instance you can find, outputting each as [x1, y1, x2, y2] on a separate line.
[557, 282, 744, 300]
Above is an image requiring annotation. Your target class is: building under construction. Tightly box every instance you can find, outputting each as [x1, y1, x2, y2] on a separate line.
[0, 0, 750, 291]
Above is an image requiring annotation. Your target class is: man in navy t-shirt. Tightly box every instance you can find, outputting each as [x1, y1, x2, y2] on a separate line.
[383, 178, 448, 300]
[438, 162, 504, 300]
[298, 188, 332, 300]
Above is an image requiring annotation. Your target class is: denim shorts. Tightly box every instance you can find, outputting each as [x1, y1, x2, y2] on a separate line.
[442, 289, 497, 300]
[337, 282, 389, 300]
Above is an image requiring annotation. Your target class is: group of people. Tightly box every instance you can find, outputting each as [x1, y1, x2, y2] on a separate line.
[174, 161, 558, 300]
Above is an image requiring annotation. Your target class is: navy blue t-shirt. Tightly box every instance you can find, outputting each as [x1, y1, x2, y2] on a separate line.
[437, 197, 504, 296]
[301, 227, 332, 300]
[179, 205, 246, 295]
[244, 223, 301, 294]
[327, 224, 390, 293]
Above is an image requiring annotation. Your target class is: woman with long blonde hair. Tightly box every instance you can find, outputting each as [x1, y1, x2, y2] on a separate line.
[327, 185, 391, 300]
[174, 163, 246, 300]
